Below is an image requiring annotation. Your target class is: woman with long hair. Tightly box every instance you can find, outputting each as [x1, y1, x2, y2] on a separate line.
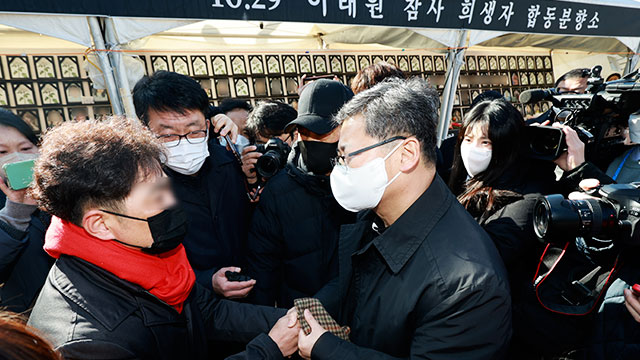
[448, 98, 547, 270]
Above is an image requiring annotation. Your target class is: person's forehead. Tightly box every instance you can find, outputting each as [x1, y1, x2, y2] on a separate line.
[147, 108, 205, 130]
[132, 170, 169, 192]
[338, 116, 367, 151]
[227, 108, 248, 115]
[464, 122, 488, 138]
[0, 126, 31, 146]
[149, 108, 204, 123]
[561, 77, 587, 88]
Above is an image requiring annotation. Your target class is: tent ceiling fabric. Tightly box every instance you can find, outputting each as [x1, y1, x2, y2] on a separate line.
[0, 24, 86, 52]
[320, 26, 448, 51]
[478, 33, 631, 54]
[123, 20, 450, 51]
[111, 18, 198, 44]
[0, 14, 91, 47]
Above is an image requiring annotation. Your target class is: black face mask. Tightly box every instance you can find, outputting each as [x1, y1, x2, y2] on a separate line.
[299, 140, 338, 175]
[101, 206, 188, 255]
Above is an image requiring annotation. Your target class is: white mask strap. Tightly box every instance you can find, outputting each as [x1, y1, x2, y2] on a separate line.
[382, 140, 405, 188]
[383, 141, 404, 161]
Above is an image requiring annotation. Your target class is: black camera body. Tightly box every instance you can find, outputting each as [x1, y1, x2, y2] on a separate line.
[254, 138, 291, 178]
[526, 66, 640, 166]
[534, 183, 640, 247]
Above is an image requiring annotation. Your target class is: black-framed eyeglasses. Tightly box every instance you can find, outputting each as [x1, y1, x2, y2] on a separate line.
[556, 88, 583, 95]
[156, 123, 209, 148]
[331, 135, 407, 167]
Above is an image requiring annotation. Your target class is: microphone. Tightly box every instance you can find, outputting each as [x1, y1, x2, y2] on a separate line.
[519, 88, 559, 104]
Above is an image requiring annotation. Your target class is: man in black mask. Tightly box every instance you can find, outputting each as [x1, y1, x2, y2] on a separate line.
[246, 79, 356, 308]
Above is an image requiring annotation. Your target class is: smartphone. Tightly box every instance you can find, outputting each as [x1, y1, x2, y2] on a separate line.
[223, 134, 243, 166]
[2, 159, 36, 190]
[225, 271, 253, 282]
[303, 74, 336, 83]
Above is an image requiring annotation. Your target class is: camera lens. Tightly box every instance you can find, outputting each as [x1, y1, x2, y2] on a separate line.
[533, 194, 618, 242]
[530, 130, 561, 155]
[256, 151, 283, 178]
[533, 199, 551, 239]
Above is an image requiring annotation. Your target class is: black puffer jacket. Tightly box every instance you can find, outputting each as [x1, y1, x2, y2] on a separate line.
[0, 192, 53, 313]
[27, 255, 286, 360]
[246, 144, 355, 308]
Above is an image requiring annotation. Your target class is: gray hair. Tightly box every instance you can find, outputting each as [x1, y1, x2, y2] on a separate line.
[334, 77, 439, 164]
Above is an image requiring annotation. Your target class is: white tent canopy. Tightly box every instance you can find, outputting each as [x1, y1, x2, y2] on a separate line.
[1, 0, 639, 136]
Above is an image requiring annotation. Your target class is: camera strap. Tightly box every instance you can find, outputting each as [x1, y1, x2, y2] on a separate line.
[612, 149, 633, 182]
[533, 242, 620, 316]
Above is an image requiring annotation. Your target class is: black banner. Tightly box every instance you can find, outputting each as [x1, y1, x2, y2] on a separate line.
[2, 0, 639, 38]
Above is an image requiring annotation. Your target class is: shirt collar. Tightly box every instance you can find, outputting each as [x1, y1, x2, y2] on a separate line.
[356, 175, 452, 274]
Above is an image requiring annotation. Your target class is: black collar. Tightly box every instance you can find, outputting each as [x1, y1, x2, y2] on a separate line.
[355, 175, 453, 274]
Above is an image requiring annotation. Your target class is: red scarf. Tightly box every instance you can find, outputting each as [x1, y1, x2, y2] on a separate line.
[44, 216, 195, 313]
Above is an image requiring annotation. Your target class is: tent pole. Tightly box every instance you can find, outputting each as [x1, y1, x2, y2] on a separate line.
[436, 30, 467, 147]
[104, 18, 138, 120]
[624, 43, 640, 75]
[87, 16, 124, 116]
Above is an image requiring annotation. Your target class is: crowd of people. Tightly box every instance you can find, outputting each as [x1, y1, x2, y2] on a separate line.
[0, 60, 639, 360]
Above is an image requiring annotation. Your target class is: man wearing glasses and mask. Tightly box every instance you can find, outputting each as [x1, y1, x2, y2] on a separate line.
[299, 78, 511, 360]
[246, 79, 356, 308]
[133, 71, 254, 301]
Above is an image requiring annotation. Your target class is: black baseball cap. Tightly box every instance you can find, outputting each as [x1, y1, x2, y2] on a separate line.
[285, 79, 354, 135]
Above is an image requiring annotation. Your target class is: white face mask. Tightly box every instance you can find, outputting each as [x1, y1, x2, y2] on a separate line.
[460, 142, 492, 177]
[164, 135, 210, 175]
[330, 142, 403, 213]
[628, 112, 640, 144]
[219, 134, 251, 154]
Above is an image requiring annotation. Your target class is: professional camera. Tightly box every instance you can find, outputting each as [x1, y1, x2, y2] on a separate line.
[254, 138, 291, 178]
[523, 66, 640, 167]
[533, 183, 640, 247]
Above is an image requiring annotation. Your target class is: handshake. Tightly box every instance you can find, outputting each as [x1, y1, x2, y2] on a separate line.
[268, 307, 327, 359]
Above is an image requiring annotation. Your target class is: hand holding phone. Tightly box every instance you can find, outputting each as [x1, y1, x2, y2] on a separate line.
[2, 159, 36, 190]
[225, 271, 253, 282]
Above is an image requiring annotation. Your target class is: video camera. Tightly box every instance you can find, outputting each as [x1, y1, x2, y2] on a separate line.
[254, 138, 291, 178]
[533, 183, 640, 247]
[522, 66, 640, 167]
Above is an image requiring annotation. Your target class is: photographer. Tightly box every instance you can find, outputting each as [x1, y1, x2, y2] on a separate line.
[240, 100, 297, 194]
[552, 116, 640, 358]
[219, 99, 253, 153]
[26, 118, 299, 360]
[246, 79, 356, 308]
[133, 71, 254, 300]
[0, 109, 53, 314]
[527, 68, 590, 126]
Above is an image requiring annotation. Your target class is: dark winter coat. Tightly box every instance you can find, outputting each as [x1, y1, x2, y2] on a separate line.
[0, 192, 53, 313]
[28, 255, 287, 360]
[313, 175, 512, 359]
[167, 142, 249, 290]
[247, 147, 355, 308]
